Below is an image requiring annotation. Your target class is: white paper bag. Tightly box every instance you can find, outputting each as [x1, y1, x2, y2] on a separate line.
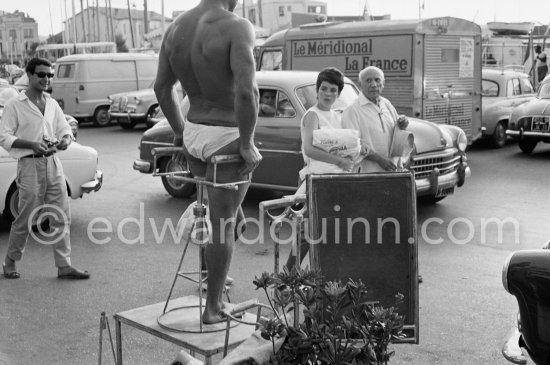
[312, 128, 361, 160]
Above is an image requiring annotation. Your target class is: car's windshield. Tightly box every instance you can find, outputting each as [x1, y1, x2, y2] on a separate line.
[295, 82, 359, 111]
[537, 82, 550, 99]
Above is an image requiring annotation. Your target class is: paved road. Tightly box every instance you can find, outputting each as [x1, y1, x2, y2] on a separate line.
[1, 126, 549, 364]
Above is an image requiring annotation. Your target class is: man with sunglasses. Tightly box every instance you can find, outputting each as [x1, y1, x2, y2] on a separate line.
[0, 57, 89, 280]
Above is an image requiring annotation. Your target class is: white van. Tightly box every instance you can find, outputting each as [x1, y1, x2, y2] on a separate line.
[51, 53, 158, 126]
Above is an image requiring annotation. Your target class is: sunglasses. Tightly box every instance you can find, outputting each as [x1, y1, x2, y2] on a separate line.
[34, 72, 54, 78]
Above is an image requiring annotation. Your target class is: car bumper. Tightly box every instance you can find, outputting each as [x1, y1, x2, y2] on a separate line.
[506, 129, 550, 141]
[109, 111, 146, 123]
[415, 162, 471, 197]
[80, 170, 103, 194]
[133, 159, 152, 173]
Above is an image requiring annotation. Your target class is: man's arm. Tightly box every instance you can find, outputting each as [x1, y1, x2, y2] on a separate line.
[229, 18, 261, 175]
[154, 33, 184, 145]
[52, 100, 73, 150]
[0, 102, 50, 154]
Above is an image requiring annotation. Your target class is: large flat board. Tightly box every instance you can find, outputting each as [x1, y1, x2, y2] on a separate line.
[307, 172, 418, 343]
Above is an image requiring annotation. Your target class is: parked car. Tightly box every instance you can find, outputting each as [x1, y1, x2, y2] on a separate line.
[108, 81, 185, 130]
[0, 94, 103, 222]
[506, 75, 550, 154]
[133, 71, 470, 203]
[52, 53, 158, 127]
[481, 68, 535, 148]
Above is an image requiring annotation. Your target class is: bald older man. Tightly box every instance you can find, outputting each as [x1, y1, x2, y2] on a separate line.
[342, 66, 408, 173]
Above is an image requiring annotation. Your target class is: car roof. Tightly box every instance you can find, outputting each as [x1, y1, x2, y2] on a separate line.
[56, 53, 157, 62]
[482, 68, 529, 79]
[255, 70, 354, 87]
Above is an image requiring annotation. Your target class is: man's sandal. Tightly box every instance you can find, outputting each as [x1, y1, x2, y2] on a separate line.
[2, 262, 20, 279]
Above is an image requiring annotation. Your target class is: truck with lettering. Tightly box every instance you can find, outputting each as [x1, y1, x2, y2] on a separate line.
[256, 17, 482, 143]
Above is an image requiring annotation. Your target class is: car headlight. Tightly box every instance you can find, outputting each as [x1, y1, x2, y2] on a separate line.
[457, 131, 467, 152]
[134, 96, 141, 105]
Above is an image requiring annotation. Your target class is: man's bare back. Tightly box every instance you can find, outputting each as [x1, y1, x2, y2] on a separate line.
[154, 0, 261, 324]
[159, 1, 256, 127]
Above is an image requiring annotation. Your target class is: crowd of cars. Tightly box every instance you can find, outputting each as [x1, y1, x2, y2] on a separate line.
[0, 59, 547, 222]
[134, 71, 470, 203]
[480, 67, 550, 154]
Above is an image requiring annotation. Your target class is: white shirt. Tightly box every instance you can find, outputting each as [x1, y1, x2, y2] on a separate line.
[342, 93, 398, 173]
[0, 91, 72, 159]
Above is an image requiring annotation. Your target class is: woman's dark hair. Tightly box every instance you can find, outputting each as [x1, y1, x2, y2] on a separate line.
[25, 57, 52, 74]
[316, 67, 345, 95]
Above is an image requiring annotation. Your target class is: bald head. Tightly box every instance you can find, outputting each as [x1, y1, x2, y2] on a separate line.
[358, 66, 385, 103]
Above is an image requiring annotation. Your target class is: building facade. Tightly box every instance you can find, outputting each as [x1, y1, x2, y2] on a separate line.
[234, 0, 327, 35]
[63, 7, 168, 50]
[0, 10, 40, 63]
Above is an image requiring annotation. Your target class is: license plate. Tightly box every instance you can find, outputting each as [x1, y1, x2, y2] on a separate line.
[532, 116, 550, 132]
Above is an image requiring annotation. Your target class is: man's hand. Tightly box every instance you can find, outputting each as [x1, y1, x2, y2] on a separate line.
[260, 103, 276, 116]
[171, 135, 186, 165]
[57, 136, 72, 151]
[397, 115, 409, 130]
[30, 141, 50, 155]
[373, 153, 397, 172]
[238, 145, 262, 175]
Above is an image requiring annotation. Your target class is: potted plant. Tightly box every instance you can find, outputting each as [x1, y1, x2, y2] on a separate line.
[252, 266, 406, 365]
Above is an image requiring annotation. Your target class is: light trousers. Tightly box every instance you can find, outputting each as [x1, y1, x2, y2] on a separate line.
[6, 155, 72, 268]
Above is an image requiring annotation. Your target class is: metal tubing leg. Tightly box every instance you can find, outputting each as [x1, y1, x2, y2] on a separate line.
[98, 313, 104, 365]
[162, 230, 194, 314]
[115, 319, 122, 365]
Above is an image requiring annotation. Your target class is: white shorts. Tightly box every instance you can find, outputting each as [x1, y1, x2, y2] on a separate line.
[183, 118, 240, 162]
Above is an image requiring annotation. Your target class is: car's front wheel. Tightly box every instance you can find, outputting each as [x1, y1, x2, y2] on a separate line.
[417, 195, 446, 204]
[4, 184, 19, 223]
[490, 121, 507, 148]
[145, 107, 158, 129]
[160, 158, 196, 198]
[93, 107, 111, 127]
[519, 139, 538, 154]
[3, 185, 47, 229]
[119, 119, 137, 130]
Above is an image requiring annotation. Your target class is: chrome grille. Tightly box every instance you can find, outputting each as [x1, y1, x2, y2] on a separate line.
[118, 97, 128, 112]
[410, 152, 461, 178]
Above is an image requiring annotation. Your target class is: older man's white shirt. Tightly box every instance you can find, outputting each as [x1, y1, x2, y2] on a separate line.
[342, 92, 398, 173]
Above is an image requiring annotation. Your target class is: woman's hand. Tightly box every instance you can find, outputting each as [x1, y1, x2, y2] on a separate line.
[337, 157, 355, 172]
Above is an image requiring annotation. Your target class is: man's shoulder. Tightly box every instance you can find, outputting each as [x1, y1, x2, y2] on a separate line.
[380, 96, 394, 108]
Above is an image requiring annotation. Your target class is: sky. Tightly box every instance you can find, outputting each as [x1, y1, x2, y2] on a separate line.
[4, 0, 550, 38]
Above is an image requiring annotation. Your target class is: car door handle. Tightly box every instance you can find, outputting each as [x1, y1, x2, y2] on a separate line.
[256, 141, 264, 146]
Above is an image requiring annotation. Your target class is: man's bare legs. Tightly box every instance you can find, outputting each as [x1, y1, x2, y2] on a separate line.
[184, 140, 249, 324]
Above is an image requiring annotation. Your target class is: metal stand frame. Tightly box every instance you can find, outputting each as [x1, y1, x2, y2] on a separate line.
[151, 147, 250, 333]
[260, 194, 306, 327]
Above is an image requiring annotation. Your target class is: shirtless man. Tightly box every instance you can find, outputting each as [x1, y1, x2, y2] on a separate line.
[154, 0, 261, 324]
